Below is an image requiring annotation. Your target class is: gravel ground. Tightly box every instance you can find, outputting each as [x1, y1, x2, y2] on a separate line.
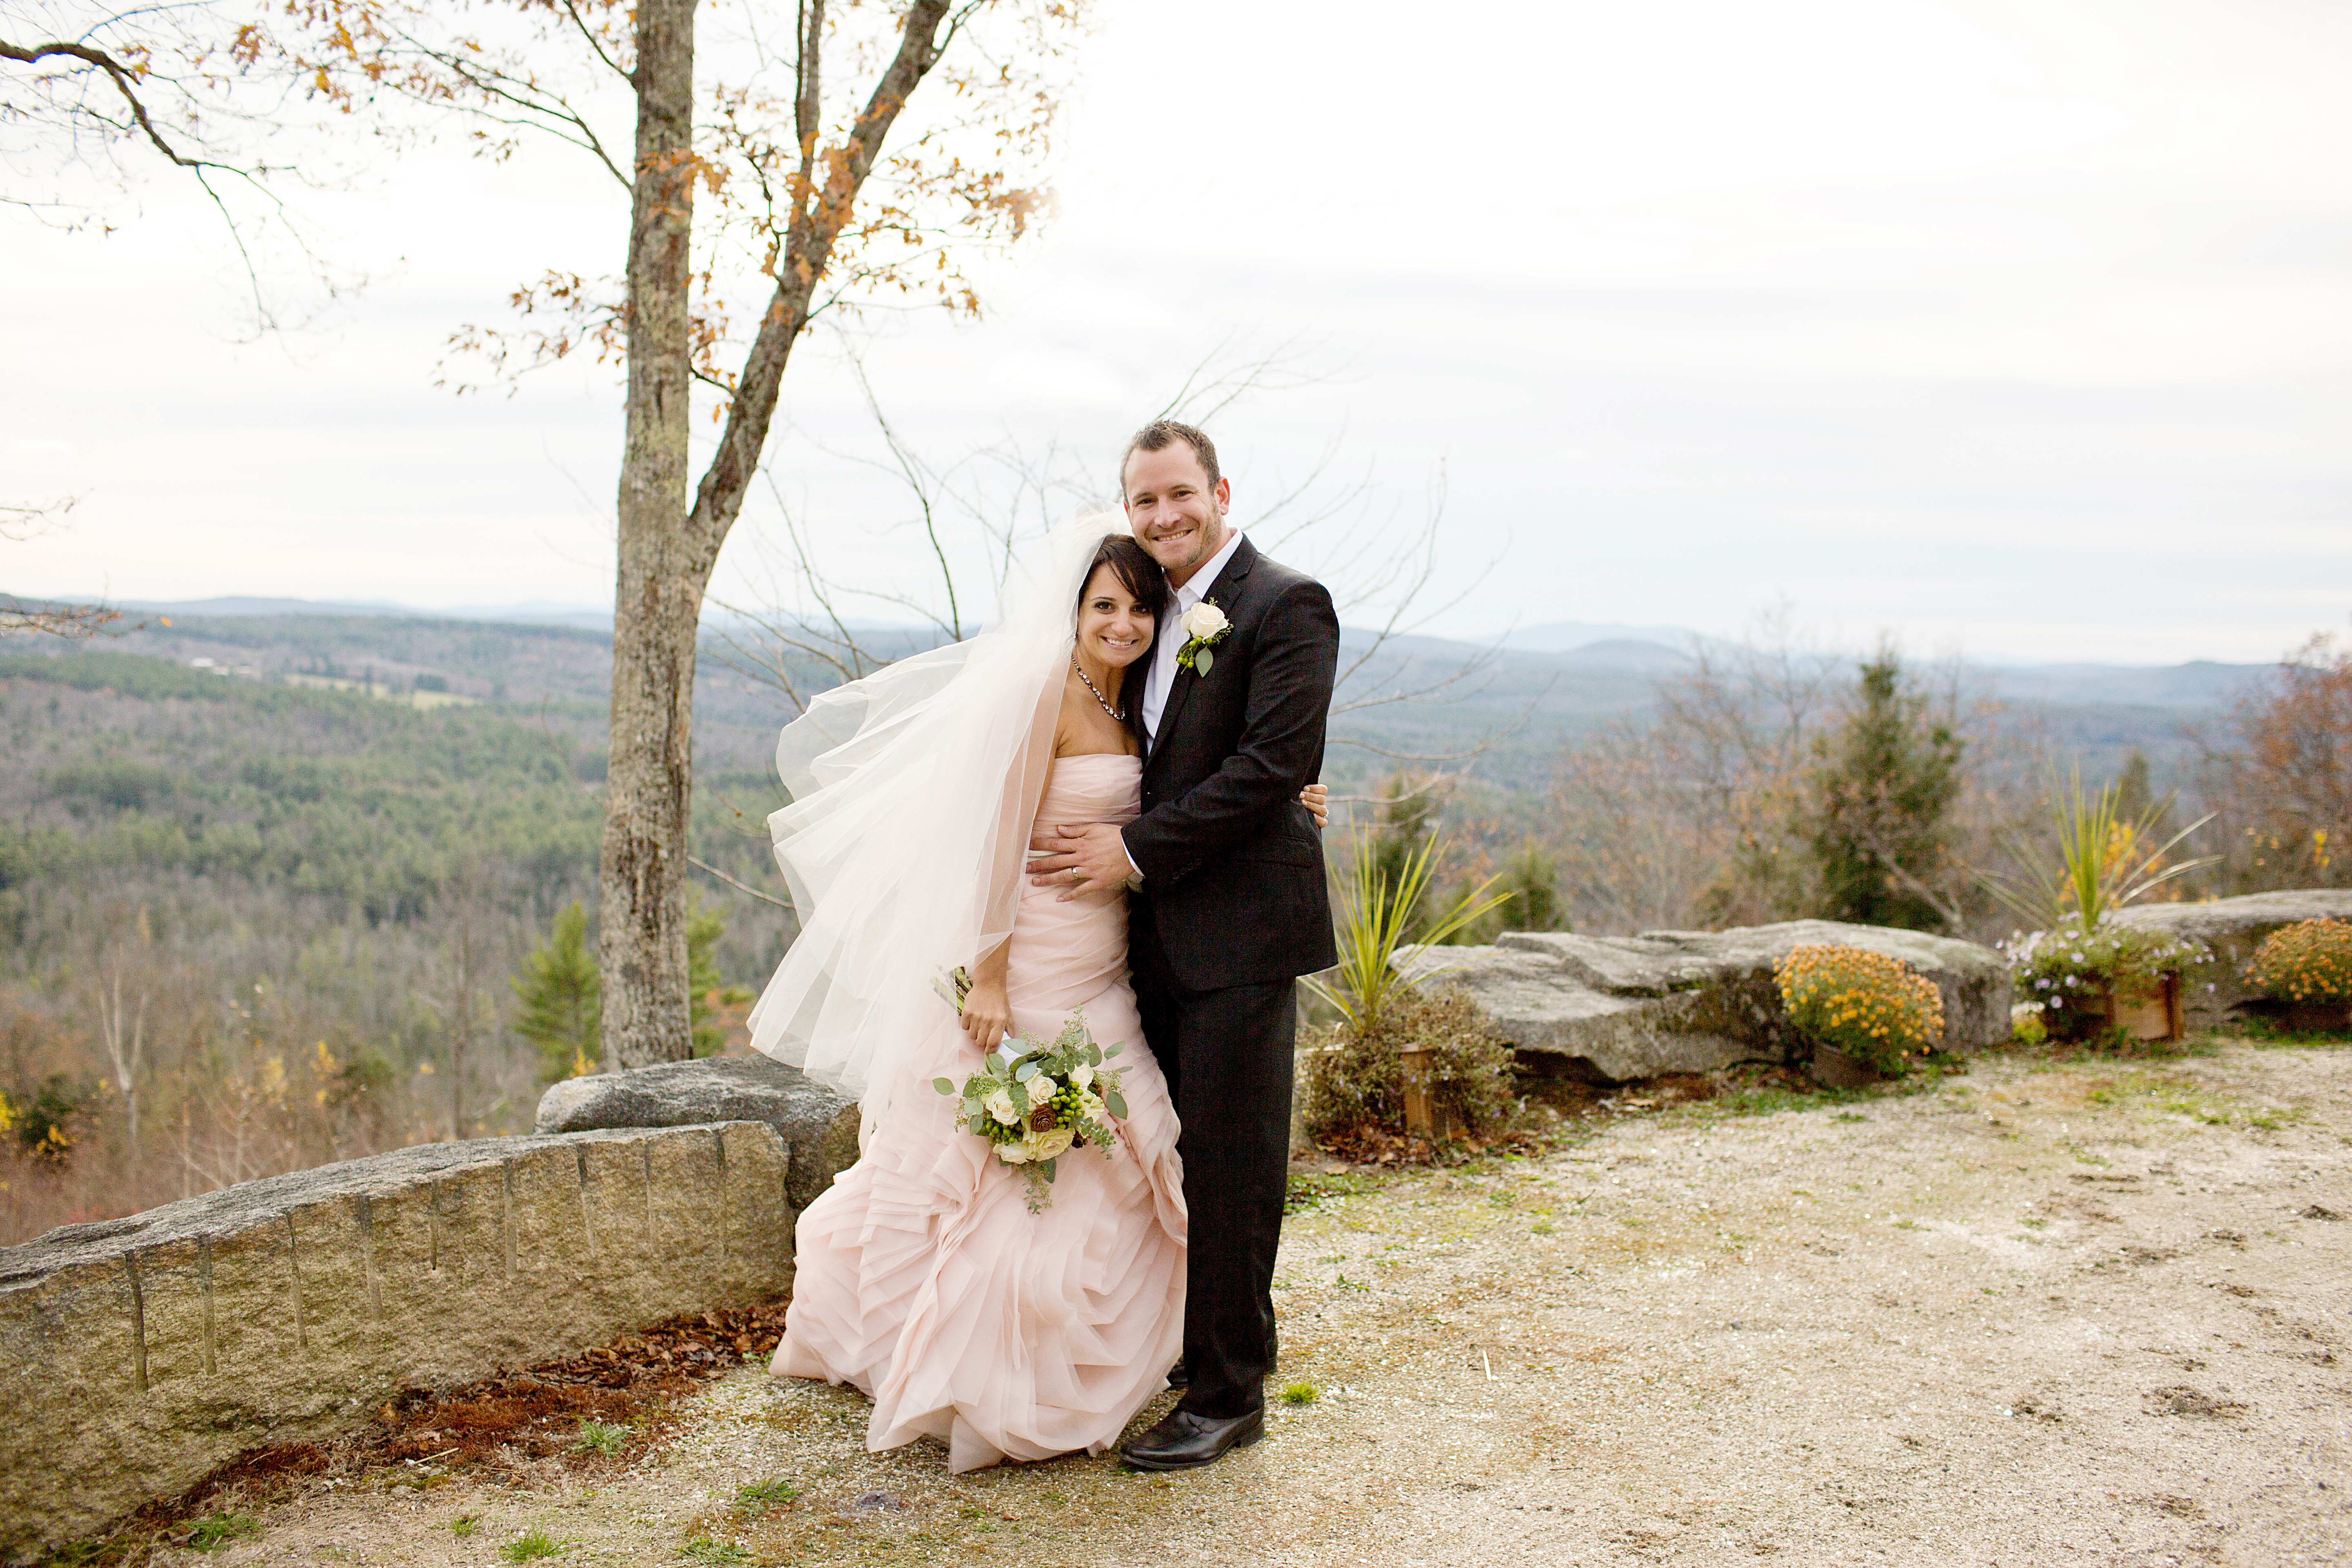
[167, 1038, 2350, 1568]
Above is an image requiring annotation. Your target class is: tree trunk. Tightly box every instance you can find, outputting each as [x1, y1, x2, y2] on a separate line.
[601, 0, 702, 1068]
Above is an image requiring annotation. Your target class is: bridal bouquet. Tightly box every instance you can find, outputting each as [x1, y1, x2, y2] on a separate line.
[931, 1006, 1131, 1213]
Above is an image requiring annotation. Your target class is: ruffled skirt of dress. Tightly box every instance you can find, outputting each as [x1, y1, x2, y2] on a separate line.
[770, 871, 1185, 1472]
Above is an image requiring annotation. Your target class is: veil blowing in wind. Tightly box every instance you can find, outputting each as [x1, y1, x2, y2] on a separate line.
[746, 513, 1119, 1140]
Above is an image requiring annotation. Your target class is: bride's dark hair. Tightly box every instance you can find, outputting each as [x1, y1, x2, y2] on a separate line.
[1077, 534, 1168, 624]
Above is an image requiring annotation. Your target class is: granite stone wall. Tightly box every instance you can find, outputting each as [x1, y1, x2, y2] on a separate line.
[0, 1122, 797, 1563]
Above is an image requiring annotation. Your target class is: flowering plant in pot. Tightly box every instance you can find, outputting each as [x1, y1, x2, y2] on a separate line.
[2003, 918, 2209, 1043]
[2244, 918, 2352, 1035]
[1774, 943, 1945, 1086]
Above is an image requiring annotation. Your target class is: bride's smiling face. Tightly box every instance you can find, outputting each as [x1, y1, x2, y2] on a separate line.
[1076, 564, 1154, 669]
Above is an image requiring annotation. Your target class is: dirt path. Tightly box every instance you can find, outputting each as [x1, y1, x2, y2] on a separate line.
[169, 1040, 2351, 1568]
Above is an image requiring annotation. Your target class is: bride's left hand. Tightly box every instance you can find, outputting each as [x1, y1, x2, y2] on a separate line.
[1300, 782, 1329, 829]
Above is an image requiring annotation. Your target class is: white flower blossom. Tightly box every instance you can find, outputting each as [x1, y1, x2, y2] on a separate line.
[1180, 602, 1229, 642]
[1031, 1126, 1075, 1160]
[985, 1089, 1019, 1125]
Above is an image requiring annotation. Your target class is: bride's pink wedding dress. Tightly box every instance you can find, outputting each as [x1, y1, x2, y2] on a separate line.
[771, 753, 1187, 1472]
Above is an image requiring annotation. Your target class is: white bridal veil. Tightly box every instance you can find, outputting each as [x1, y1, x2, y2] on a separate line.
[746, 512, 1123, 1139]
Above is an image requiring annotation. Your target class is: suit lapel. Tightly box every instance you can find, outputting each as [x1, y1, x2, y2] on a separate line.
[1146, 535, 1258, 777]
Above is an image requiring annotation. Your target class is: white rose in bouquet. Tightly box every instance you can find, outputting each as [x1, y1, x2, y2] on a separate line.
[985, 1088, 1019, 1125]
[1181, 602, 1229, 642]
[1030, 1075, 1060, 1101]
[1069, 1061, 1095, 1089]
[1031, 1125, 1076, 1160]
[997, 1140, 1033, 1164]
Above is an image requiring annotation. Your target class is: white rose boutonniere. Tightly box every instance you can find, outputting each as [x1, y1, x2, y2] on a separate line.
[1176, 598, 1232, 677]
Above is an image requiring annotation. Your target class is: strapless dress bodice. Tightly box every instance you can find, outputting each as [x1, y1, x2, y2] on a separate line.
[1036, 752, 1141, 827]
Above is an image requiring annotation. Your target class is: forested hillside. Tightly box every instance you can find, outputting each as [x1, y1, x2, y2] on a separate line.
[0, 642, 795, 1244]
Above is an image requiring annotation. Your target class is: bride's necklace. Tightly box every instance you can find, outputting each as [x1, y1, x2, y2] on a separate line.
[1071, 653, 1125, 722]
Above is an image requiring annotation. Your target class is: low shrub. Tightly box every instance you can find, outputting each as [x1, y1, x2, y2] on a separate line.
[1301, 985, 1518, 1142]
[1773, 944, 1944, 1076]
[2246, 918, 2352, 1004]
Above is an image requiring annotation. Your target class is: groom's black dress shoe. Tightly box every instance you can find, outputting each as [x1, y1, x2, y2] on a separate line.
[1165, 1359, 1189, 1389]
[1118, 1406, 1263, 1470]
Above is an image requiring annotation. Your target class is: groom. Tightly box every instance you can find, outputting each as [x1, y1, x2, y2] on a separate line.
[1030, 419, 1340, 1468]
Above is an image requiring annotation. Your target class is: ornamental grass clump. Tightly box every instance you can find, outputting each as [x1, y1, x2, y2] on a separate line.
[1773, 943, 1944, 1077]
[2246, 919, 2352, 1004]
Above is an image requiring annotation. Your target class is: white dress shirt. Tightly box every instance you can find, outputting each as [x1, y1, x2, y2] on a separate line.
[1142, 526, 1245, 742]
[1124, 526, 1245, 884]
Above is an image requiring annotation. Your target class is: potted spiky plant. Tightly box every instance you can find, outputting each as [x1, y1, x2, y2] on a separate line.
[1984, 770, 2216, 1043]
[1301, 832, 1510, 1145]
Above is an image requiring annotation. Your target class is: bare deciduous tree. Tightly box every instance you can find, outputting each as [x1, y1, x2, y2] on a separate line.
[277, 0, 1086, 1066]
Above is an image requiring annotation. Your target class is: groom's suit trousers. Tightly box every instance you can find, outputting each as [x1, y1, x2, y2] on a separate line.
[1129, 900, 1295, 1421]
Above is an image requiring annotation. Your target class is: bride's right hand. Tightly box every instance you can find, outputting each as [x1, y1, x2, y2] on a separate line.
[960, 976, 1013, 1054]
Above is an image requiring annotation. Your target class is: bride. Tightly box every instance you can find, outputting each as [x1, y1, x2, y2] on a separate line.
[747, 517, 1323, 1472]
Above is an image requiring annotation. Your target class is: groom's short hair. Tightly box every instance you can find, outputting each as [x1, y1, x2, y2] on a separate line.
[1120, 419, 1221, 495]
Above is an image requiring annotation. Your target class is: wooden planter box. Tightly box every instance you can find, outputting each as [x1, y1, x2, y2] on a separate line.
[1397, 1047, 1463, 1142]
[1810, 1043, 1885, 1089]
[2275, 999, 2352, 1035]
[2051, 971, 2183, 1043]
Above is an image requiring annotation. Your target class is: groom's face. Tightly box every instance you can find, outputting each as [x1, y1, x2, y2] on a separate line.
[1122, 443, 1232, 588]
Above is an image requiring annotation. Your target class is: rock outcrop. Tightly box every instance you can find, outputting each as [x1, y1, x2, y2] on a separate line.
[1399, 921, 2012, 1082]
[0, 1123, 794, 1564]
[535, 1056, 859, 1212]
[2111, 889, 2352, 1029]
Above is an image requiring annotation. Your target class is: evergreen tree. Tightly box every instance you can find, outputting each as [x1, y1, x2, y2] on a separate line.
[1805, 650, 1964, 931]
[1367, 772, 1442, 938]
[1501, 840, 1566, 933]
[514, 902, 600, 1082]
[687, 895, 734, 1058]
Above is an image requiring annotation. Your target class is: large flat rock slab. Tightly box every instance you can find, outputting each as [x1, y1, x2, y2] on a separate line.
[2112, 889, 2352, 1028]
[1401, 920, 2011, 1082]
[0, 1122, 795, 1564]
[537, 1056, 859, 1211]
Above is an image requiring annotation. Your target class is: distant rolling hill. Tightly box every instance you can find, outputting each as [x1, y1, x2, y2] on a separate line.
[17, 599, 2270, 795]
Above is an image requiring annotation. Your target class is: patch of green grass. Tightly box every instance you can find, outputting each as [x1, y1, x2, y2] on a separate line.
[451, 1515, 480, 1539]
[501, 1528, 564, 1562]
[734, 1479, 799, 1516]
[1285, 1169, 1378, 1214]
[1832, 1111, 1867, 1123]
[36, 1544, 121, 1568]
[574, 1420, 631, 1456]
[186, 1513, 259, 1552]
[1280, 1379, 1320, 1405]
[678, 1539, 748, 1566]
[1531, 1221, 1554, 1235]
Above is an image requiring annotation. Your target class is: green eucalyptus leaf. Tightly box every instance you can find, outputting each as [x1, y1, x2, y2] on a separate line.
[1105, 1091, 1128, 1118]
[932, 1077, 956, 1096]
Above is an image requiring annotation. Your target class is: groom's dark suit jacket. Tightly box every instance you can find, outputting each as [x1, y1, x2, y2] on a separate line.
[1122, 535, 1341, 989]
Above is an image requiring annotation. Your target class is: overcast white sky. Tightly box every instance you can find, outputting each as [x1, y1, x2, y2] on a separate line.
[5, 0, 2348, 663]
